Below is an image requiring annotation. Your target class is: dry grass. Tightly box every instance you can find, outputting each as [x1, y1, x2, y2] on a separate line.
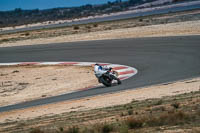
[27, 108, 199, 133]
[6, 90, 198, 133]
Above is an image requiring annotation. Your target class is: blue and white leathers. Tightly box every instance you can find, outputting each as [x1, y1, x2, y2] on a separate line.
[94, 64, 108, 78]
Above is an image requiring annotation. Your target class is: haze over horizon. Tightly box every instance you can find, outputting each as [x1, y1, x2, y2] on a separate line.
[0, 0, 128, 11]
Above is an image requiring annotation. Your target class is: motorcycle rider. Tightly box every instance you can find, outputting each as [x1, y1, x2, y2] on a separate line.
[94, 63, 121, 85]
[94, 63, 110, 83]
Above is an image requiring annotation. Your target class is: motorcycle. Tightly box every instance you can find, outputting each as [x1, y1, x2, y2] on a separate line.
[99, 68, 121, 87]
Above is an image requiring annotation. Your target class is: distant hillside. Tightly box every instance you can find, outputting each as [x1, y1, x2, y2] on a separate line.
[0, 0, 184, 28]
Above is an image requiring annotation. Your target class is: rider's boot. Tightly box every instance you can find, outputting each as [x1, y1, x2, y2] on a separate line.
[117, 78, 122, 84]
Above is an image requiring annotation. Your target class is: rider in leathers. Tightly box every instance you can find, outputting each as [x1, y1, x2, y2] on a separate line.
[94, 63, 111, 83]
[94, 63, 121, 85]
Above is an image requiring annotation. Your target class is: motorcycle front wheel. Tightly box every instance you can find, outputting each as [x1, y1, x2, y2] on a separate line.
[116, 78, 122, 84]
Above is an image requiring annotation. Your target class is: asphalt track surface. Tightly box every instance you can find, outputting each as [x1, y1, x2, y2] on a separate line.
[0, 35, 200, 112]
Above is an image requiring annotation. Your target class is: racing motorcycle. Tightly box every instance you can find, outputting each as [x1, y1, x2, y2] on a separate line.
[99, 68, 121, 87]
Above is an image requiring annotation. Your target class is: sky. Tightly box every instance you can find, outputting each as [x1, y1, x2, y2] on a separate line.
[0, 0, 126, 11]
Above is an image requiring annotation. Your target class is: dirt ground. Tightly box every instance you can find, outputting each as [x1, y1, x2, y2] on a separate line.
[0, 65, 98, 107]
[0, 77, 199, 124]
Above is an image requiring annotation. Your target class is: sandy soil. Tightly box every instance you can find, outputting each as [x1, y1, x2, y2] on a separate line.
[0, 77, 199, 123]
[0, 65, 98, 107]
[0, 20, 200, 48]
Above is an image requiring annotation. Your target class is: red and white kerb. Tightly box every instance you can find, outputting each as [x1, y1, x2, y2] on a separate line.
[0, 62, 137, 81]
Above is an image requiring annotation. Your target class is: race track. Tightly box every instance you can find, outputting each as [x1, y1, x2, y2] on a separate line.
[0, 35, 200, 112]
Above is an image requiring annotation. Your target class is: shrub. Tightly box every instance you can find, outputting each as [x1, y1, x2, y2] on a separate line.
[25, 32, 30, 36]
[155, 100, 163, 105]
[119, 124, 128, 133]
[1, 39, 9, 42]
[105, 27, 112, 30]
[197, 109, 200, 116]
[139, 18, 143, 22]
[120, 112, 125, 117]
[171, 111, 189, 123]
[161, 106, 166, 111]
[73, 26, 79, 30]
[128, 110, 133, 115]
[126, 105, 133, 110]
[152, 106, 166, 112]
[85, 25, 91, 29]
[93, 123, 114, 133]
[82, 127, 95, 133]
[126, 117, 144, 129]
[147, 111, 189, 126]
[171, 102, 180, 109]
[93, 23, 98, 27]
[59, 127, 64, 132]
[65, 126, 79, 133]
[101, 123, 114, 133]
[30, 128, 44, 133]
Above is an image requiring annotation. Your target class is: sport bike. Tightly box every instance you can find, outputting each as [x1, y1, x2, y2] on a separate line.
[99, 68, 121, 87]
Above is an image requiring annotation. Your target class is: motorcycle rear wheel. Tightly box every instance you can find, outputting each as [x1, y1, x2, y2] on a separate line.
[99, 76, 112, 87]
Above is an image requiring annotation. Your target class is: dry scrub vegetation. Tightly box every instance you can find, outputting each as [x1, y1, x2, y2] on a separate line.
[1, 89, 200, 133]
